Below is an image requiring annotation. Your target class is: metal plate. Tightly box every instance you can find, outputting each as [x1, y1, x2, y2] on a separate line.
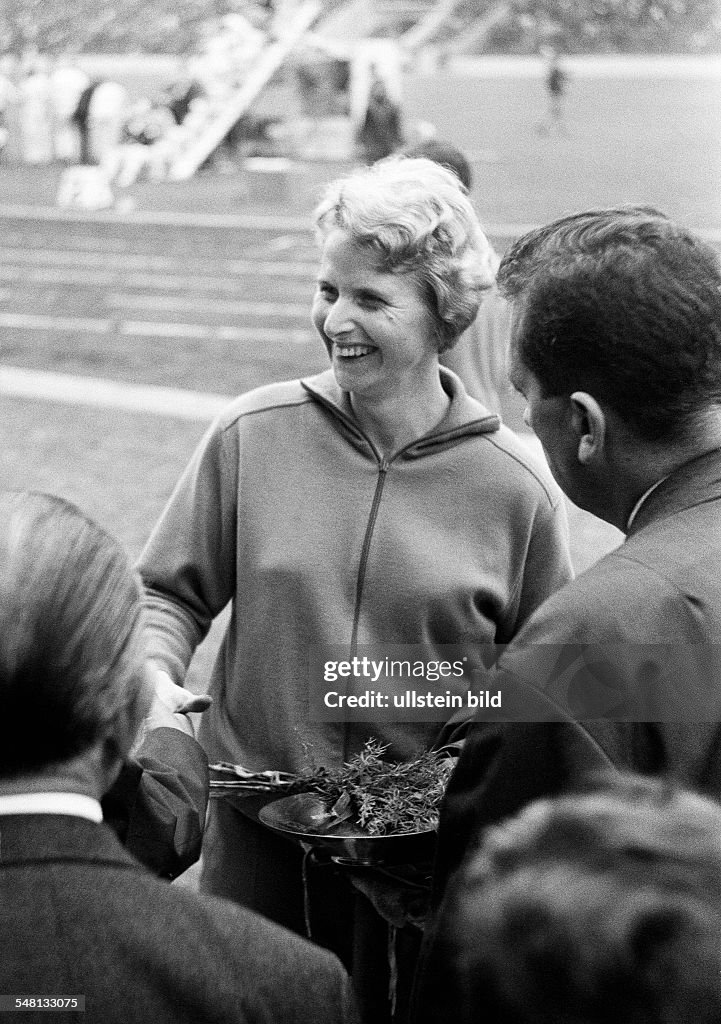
[258, 792, 437, 866]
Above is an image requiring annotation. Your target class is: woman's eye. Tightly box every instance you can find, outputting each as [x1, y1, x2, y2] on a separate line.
[317, 283, 337, 301]
[357, 295, 383, 310]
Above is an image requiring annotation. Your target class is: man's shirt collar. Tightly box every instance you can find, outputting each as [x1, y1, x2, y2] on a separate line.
[626, 476, 669, 531]
[0, 792, 102, 822]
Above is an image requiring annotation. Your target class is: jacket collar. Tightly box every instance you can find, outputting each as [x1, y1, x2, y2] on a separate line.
[628, 446, 721, 537]
[0, 814, 141, 870]
[300, 367, 500, 462]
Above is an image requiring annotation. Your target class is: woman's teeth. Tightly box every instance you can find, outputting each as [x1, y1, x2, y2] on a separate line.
[335, 344, 375, 358]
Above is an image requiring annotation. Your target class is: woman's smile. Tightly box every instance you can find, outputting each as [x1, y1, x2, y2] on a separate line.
[311, 228, 440, 405]
[333, 342, 378, 359]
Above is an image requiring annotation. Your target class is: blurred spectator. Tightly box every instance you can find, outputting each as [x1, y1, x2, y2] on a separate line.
[401, 139, 525, 431]
[124, 98, 176, 147]
[56, 164, 115, 210]
[538, 48, 569, 136]
[356, 66, 404, 165]
[163, 72, 205, 126]
[102, 97, 176, 188]
[49, 57, 90, 163]
[0, 55, 18, 160]
[87, 78, 129, 165]
[17, 54, 53, 164]
[72, 80, 100, 164]
[425, 774, 721, 1024]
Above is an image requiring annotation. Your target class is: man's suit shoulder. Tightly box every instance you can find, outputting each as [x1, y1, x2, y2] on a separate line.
[514, 540, 688, 646]
[141, 881, 359, 1024]
[3, 836, 357, 1024]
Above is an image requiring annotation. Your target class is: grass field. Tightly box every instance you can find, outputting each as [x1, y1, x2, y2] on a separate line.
[1, 394, 232, 691]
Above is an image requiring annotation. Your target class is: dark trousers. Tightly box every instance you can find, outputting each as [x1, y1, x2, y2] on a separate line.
[201, 796, 355, 962]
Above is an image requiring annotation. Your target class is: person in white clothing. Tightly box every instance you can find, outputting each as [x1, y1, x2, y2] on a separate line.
[50, 58, 90, 162]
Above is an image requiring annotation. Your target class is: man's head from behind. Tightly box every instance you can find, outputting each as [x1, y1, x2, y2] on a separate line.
[0, 492, 150, 782]
[438, 774, 721, 1024]
[499, 207, 721, 521]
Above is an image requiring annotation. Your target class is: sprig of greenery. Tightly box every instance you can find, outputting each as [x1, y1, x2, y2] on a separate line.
[295, 739, 454, 836]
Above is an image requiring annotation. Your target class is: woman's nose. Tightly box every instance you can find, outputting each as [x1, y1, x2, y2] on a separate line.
[323, 297, 354, 338]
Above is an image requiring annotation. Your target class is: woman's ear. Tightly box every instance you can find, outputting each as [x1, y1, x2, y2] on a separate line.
[570, 391, 606, 465]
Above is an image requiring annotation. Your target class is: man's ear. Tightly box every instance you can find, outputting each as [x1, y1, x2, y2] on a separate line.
[570, 391, 606, 464]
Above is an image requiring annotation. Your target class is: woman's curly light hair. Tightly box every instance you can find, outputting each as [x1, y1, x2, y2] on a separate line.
[314, 156, 498, 353]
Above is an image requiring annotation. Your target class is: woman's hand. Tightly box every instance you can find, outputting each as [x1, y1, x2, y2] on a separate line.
[142, 664, 212, 740]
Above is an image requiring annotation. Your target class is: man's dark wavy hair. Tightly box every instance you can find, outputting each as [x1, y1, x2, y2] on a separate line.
[497, 207, 721, 440]
[437, 773, 721, 1024]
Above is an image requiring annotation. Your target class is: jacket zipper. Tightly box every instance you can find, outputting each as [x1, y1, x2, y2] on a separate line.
[350, 457, 389, 658]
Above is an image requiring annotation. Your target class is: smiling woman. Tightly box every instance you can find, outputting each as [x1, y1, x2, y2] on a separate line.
[311, 158, 498, 455]
[313, 231, 443, 449]
[137, 156, 574, 1023]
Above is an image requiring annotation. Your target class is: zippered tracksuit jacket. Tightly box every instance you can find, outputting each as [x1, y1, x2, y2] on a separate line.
[139, 368, 572, 775]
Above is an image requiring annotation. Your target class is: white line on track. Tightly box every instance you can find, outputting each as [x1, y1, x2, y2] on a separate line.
[119, 320, 313, 344]
[108, 292, 309, 318]
[0, 205, 312, 232]
[0, 266, 120, 287]
[0, 312, 112, 332]
[0, 247, 317, 276]
[0, 230, 137, 253]
[0, 365, 230, 421]
[0, 312, 313, 344]
[0, 266, 314, 302]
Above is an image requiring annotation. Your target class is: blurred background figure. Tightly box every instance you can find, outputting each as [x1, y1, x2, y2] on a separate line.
[49, 56, 90, 163]
[163, 64, 206, 129]
[351, 39, 404, 164]
[86, 77, 129, 166]
[424, 774, 721, 1024]
[355, 65, 404, 164]
[101, 96, 176, 188]
[0, 55, 18, 161]
[402, 139, 526, 432]
[71, 78, 100, 164]
[17, 53, 53, 165]
[539, 47, 569, 135]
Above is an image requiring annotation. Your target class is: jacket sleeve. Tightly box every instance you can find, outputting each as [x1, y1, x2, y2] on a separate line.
[432, 713, 618, 899]
[430, 471, 574, 754]
[138, 417, 238, 684]
[499, 485, 573, 642]
[102, 728, 209, 880]
[210, 897, 363, 1024]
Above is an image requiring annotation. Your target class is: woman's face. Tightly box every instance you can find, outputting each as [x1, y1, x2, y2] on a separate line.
[312, 229, 440, 403]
